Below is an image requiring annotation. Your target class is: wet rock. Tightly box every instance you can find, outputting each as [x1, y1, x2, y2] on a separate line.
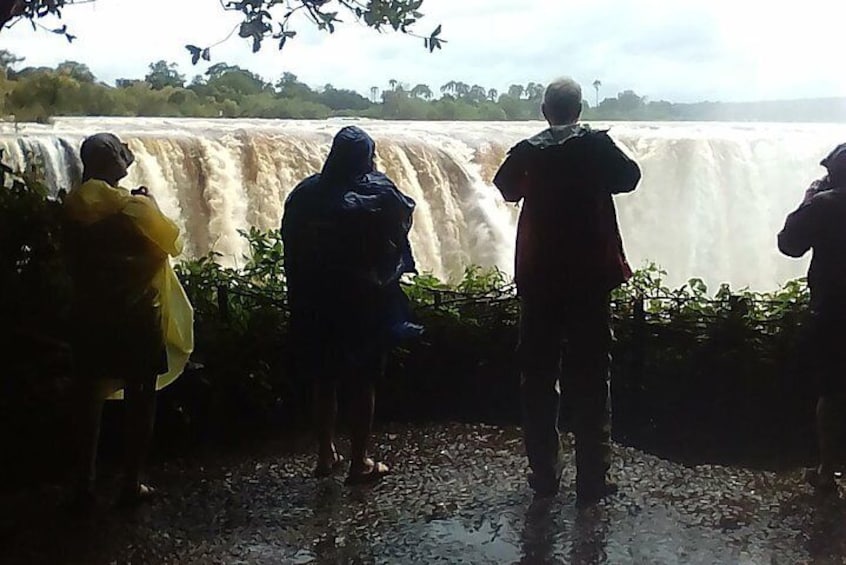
[2, 423, 846, 563]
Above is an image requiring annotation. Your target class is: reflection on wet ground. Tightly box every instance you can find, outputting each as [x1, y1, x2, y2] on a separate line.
[3, 423, 846, 564]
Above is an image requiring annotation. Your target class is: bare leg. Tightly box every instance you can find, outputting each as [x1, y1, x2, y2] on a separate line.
[817, 395, 838, 481]
[121, 374, 157, 498]
[315, 379, 339, 470]
[348, 381, 375, 474]
[73, 380, 104, 498]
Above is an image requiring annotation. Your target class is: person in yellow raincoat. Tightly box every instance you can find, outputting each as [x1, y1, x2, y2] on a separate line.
[64, 133, 193, 507]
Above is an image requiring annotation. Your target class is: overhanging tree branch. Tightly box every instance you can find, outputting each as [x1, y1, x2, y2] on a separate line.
[3, 0, 445, 63]
[188, 0, 444, 64]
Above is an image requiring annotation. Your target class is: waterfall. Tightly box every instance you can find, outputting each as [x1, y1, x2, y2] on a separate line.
[3, 117, 845, 290]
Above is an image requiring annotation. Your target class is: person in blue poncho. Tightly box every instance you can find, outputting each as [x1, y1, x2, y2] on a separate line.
[282, 126, 421, 485]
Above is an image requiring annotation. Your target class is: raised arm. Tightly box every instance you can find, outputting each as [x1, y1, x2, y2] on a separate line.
[778, 181, 828, 258]
[494, 147, 530, 203]
[594, 133, 641, 195]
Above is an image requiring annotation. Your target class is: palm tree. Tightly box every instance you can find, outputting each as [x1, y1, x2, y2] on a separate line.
[440, 80, 457, 96]
[388, 78, 398, 91]
[468, 84, 487, 103]
[411, 83, 433, 100]
[488, 88, 498, 102]
[454, 81, 470, 98]
[592, 79, 602, 107]
[525, 82, 545, 101]
[370, 86, 379, 103]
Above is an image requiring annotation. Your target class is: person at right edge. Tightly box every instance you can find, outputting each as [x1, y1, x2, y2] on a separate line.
[493, 77, 641, 506]
[778, 143, 846, 494]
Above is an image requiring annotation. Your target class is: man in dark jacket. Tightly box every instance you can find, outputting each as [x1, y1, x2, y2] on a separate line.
[778, 143, 846, 493]
[282, 126, 420, 485]
[494, 77, 641, 505]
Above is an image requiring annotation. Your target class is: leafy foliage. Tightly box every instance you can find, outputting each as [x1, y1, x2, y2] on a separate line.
[6, 54, 834, 123]
[145, 60, 186, 90]
[0, 150, 71, 428]
[0, 163, 820, 463]
[3, 0, 78, 41]
[195, 0, 444, 58]
[0, 1, 442, 61]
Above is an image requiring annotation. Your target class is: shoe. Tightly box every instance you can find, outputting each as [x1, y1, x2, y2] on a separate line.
[576, 480, 618, 508]
[345, 460, 390, 486]
[313, 453, 346, 479]
[804, 467, 838, 495]
[116, 484, 158, 508]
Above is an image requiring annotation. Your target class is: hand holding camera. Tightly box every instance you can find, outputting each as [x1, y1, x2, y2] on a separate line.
[131, 185, 161, 210]
[804, 177, 832, 202]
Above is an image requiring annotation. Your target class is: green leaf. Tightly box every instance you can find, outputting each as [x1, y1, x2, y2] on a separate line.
[186, 45, 203, 65]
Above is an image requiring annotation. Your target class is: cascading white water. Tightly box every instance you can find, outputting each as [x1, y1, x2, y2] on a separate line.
[3, 117, 844, 290]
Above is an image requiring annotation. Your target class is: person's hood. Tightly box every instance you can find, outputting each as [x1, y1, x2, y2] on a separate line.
[80, 133, 135, 182]
[522, 123, 597, 150]
[822, 142, 846, 178]
[321, 126, 376, 181]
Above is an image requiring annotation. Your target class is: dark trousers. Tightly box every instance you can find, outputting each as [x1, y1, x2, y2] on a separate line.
[519, 291, 612, 485]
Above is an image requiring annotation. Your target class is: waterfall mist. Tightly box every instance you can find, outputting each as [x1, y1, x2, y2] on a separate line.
[5, 117, 844, 289]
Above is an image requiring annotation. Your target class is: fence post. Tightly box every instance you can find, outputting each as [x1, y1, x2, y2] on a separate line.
[218, 284, 230, 323]
[728, 294, 748, 327]
[632, 294, 646, 391]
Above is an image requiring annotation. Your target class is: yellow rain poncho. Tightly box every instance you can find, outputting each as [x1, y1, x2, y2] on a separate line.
[65, 179, 194, 400]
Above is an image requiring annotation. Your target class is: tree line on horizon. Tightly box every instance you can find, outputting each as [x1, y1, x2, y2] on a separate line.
[2, 52, 844, 124]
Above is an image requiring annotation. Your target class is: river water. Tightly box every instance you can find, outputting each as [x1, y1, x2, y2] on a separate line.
[4, 117, 844, 289]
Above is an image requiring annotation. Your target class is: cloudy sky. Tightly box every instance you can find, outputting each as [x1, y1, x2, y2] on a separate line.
[6, 0, 846, 103]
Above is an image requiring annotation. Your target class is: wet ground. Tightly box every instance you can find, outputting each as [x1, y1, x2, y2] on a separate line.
[2, 423, 846, 564]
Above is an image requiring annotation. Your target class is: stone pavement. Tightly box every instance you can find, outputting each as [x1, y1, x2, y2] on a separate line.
[2, 423, 845, 564]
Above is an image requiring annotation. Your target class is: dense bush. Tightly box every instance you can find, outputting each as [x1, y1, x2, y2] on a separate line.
[175, 234, 816, 464]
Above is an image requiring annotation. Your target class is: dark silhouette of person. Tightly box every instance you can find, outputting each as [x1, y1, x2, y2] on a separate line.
[778, 143, 846, 493]
[282, 126, 420, 485]
[494, 78, 641, 505]
[64, 133, 192, 508]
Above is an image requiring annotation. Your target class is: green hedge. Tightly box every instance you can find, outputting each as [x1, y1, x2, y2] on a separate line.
[0, 159, 817, 470]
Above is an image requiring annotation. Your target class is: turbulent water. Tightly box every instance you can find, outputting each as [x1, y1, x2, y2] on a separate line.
[3, 117, 845, 290]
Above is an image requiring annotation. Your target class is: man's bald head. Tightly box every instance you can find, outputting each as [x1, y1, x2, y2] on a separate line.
[542, 77, 583, 126]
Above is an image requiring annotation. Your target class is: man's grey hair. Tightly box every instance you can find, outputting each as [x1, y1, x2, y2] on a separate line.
[543, 77, 583, 124]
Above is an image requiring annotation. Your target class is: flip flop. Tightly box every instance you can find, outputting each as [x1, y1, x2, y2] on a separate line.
[314, 454, 346, 479]
[345, 460, 390, 486]
[117, 483, 158, 508]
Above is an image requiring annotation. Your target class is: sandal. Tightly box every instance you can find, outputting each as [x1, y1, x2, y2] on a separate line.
[117, 483, 158, 507]
[314, 453, 346, 478]
[345, 459, 390, 486]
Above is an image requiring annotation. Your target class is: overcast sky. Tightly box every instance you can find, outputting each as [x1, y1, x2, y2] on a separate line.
[6, 0, 846, 103]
